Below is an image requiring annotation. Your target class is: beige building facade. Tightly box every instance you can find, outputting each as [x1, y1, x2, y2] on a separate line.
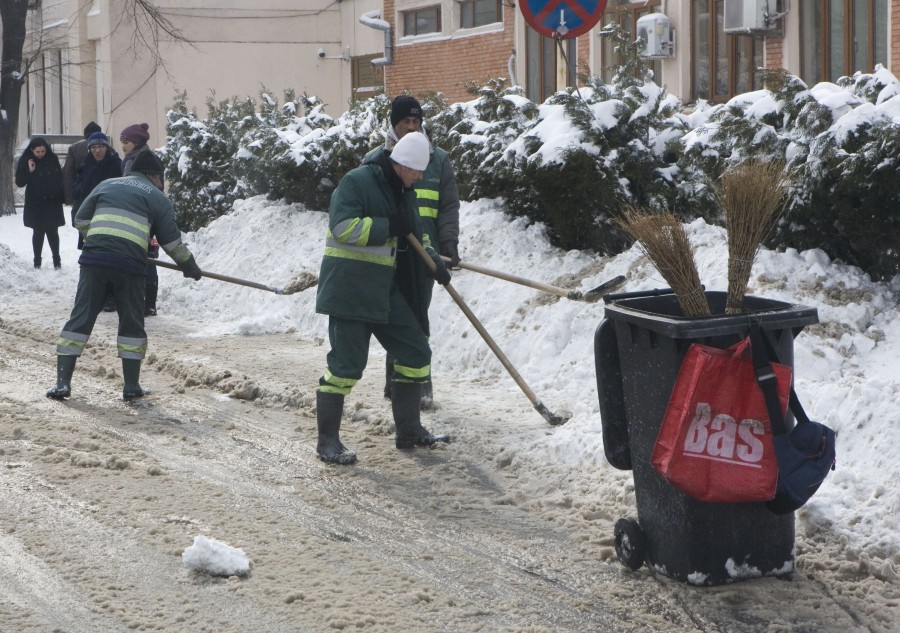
[19, 0, 385, 150]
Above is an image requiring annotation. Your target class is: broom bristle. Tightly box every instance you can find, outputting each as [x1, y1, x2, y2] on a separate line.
[719, 160, 788, 314]
[617, 208, 710, 317]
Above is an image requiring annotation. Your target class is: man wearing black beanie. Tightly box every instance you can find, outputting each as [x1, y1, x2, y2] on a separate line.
[63, 121, 103, 207]
[364, 94, 461, 409]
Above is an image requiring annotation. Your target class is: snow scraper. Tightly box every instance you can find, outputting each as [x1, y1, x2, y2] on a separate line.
[441, 256, 626, 303]
[409, 234, 569, 426]
[151, 260, 317, 295]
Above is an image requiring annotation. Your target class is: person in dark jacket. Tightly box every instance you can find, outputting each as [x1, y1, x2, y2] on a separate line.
[73, 132, 123, 229]
[365, 96, 461, 408]
[73, 131, 125, 312]
[47, 150, 202, 401]
[314, 131, 452, 465]
[63, 121, 102, 206]
[15, 137, 65, 269]
[119, 123, 152, 177]
[119, 122, 160, 316]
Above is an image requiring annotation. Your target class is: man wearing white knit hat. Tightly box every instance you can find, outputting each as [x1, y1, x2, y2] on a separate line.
[366, 97, 461, 409]
[312, 130, 452, 465]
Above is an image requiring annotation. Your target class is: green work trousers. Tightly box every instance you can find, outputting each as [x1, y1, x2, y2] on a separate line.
[55, 265, 148, 360]
[320, 284, 431, 395]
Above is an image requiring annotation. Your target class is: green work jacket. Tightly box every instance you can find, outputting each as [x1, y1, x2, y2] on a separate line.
[316, 161, 428, 324]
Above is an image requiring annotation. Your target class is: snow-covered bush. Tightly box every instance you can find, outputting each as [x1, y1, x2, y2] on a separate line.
[162, 93, 253, 231]
[775, 67, 900, 279]
[161, 57, 900, 280]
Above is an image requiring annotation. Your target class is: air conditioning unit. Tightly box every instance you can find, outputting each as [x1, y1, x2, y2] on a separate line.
[636, 14, 674, 59]
[724, 0, 776, 34]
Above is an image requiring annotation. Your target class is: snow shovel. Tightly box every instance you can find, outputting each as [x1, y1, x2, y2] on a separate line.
[150, 260, 317, 295]
[442, 256, 626, 302]
[409, 235, 569, 426]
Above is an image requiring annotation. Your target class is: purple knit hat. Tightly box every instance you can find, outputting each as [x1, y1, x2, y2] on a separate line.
[120, 123, 150, 144]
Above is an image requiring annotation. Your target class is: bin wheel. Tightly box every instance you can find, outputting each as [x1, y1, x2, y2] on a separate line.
[614, 517, 647, 571]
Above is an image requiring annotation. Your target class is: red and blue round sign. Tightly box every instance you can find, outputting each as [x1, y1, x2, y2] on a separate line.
[520, 0, 608, 39]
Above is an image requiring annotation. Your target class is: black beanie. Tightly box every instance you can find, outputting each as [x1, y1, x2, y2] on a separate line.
[390, 95, 423, 128]
[83, 121, 101, 138]
[131, 149, 164, 175]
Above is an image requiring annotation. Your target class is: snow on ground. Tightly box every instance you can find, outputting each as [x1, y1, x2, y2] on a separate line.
[1, 195, 899, 604]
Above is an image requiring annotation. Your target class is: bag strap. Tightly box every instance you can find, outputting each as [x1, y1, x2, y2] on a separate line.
[749, 325, 790, 435]
[749, 324, 813, 434]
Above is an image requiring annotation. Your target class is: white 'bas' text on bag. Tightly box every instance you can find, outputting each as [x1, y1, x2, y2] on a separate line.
[683, 403, 766, 467]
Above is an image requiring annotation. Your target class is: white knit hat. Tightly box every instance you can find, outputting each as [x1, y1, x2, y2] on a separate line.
[390, 131, 430, 171]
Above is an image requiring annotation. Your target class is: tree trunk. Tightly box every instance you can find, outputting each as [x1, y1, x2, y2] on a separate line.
[0, 1, 30, 216]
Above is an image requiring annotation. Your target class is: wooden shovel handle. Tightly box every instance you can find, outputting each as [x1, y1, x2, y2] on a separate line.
[441, 256, 574, 299]
[150, 259, 283, 294]
[410, 235, 567, 425]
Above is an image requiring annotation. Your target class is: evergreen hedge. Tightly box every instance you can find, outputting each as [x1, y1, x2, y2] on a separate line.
[162, 26, 900, 280]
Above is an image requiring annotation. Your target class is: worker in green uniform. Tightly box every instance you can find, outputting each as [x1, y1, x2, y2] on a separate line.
[365, 95, 461, 409]
[47, 150, 202, 401]
[315, 131, 452, 465]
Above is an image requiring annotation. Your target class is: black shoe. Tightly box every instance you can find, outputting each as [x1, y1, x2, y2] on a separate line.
[145, 307, 157, 317]
[123, 387, 151, 400]
[102, 299, 116, 312]
[46, 385, 71, 399]
[395, 430, 450, 450]
[316, 442, 358, 465]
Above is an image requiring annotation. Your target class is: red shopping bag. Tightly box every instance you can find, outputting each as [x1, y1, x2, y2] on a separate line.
[650, 337, 791, 503]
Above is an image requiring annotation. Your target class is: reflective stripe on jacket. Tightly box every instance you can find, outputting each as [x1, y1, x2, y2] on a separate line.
[75, 175, 193, 267]
[316, 162, 422, 324]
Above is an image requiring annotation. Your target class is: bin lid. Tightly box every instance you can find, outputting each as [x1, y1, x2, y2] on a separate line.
[603, 291, 818, 339]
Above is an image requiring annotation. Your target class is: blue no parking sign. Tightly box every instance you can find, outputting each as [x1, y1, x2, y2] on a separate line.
[520, 0, 607, 39]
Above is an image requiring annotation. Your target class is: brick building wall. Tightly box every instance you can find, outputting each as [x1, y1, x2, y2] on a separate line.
[383, 0, 515, 103]
[764, 36, 783, 70]
[382, 2, 592, 104]
[894, 0, 900, 72]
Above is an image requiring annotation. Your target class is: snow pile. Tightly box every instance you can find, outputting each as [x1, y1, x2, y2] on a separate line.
[182, 535, 251, 577]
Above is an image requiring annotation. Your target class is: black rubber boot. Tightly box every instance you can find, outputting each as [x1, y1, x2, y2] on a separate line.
[393, 381, 450, 449]
[53, 257, 61, 270]
[145, 278, 158, 316]
[122, 358, 151, 400]
[383, 354, 393, 399]
[46, 355, 77, 399]
[316, 391, 357, 465]
[33, 257, 41, 269]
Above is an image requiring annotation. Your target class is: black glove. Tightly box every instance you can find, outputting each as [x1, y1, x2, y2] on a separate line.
[440, 241, 461, 268]
[431, 257, 451, 286]
[180, 255, 202, 281]
[388, 212, 412, 238]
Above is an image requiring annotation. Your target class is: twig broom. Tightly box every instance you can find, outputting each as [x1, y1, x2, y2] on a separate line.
[616, 208, 710, 317]
[719, 160, 788, 314]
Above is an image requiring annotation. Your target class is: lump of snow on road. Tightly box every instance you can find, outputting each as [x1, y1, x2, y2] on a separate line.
[182, 534, 251, 577]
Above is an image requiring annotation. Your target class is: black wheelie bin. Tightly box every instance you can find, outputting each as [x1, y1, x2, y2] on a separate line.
[595, 289, 818, 585]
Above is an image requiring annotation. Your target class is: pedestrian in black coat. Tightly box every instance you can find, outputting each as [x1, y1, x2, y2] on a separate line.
[73, 132, 123, 249]
[15, 137, 65, 269]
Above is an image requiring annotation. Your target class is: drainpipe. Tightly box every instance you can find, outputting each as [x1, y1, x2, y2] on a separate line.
[508, 50, 517, 87]
[360, 10, 393, 66]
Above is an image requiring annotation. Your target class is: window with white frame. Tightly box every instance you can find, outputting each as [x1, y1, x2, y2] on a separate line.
[403, 5, 441, 36]
[459, 0, 501, 29]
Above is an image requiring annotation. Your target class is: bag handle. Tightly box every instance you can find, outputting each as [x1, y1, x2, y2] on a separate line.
[748, 324, 812, 436]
